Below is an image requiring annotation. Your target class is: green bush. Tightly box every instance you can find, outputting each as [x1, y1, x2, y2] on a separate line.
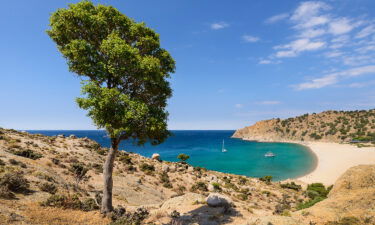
[190, 182, 208, 192]
[118, 154, 132, 164]
[0, 159, 5, 166]
[297, 196, 325, 210]
[110, 207, 149, 225]
[39, 182, 58, 194]
[40, 194, 98, 211]
[259, 176, 273, 184]
[69, 163, 89, 185]
[280, 182, 302, 191]
[12, 149, 42, 160]
[159, 172, 172, 188]
[0, 172, 30, 194]
[211, 182, 221, 191]
[177, 153, 189, 162]
[325, 217, 361, 225]
[306, 183, 331, 198]
[139, 163, 155, 175]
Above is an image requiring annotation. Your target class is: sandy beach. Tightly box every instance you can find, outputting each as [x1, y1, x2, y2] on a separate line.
[297, 142, 375, 185]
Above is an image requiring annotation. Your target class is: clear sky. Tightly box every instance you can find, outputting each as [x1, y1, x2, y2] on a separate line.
[1, 0, 375, 130]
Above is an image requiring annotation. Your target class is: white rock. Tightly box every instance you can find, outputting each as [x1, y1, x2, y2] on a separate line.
[151, 153, 160, 161]
[187, 166, 194, 173]
[206, 193, 232, 207]
[162, 165, 169, 172]
[69, 134, 77, 139]
[207, 184, 215, 192]
[169, 165, 177, 172]
[57, 134, 65, 138]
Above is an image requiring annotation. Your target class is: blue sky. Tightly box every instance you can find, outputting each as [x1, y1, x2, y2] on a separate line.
[1, 0, 375, 130]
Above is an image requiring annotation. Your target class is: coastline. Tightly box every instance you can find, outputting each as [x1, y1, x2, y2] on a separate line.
[296, 142, 375, 185]
[237, 137, 375, 185]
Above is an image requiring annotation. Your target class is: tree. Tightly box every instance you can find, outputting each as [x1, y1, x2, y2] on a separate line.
[177, 153, 190, 162]
[47, 1, 175, 214]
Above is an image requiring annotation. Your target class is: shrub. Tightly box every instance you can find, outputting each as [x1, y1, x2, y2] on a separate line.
[39, 182, 58, 194]
[177, 153, 189, 162]
[12, 149, 42, 160]
[211, 182, 221, 191]
[325, 217, 361, 225]
[139, 163, 155, 175]
[118, 154, 132, 164]
[81, 198, 100, 211]
[0, 172, 30, 193]
[69, 163, 89, 186]
[237, 193, 248, 201]
[296, 196, 325, 210]
[280, 182, 302, 191]
[110, 207, 149, 225]
[259, 175, 273, 184]
[41, 194, 82, 210]
[238, 177, 247, 185]
[0, 159, 5, 166]
[91, 163, 103, 173]
[306, 183, 331, 198]
[159, 172, 172, 188]
[190, 182, 208, 192]
[0, 186, 15, 199]
[8, 159, 27, 168]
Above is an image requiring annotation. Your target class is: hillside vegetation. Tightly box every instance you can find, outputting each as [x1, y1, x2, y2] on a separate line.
[0, 128, 373, 224]
[233, 109, 375, 144]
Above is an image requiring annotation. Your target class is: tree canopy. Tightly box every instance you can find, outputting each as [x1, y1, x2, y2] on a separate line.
[47, 0, 175, 144]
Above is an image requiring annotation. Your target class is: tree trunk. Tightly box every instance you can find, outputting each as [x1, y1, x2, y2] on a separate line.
[101, 138, 119, 214]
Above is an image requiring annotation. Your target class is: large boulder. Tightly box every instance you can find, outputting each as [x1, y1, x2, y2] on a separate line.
[162, 165, 169, 172]
[151, 153, 160, 161]
[206, 193, 232, 207]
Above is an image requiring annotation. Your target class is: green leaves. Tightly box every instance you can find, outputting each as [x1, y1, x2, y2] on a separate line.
[48, 1, 174, 145]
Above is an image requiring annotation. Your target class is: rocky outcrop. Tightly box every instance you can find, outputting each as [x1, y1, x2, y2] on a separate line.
[233, 109, 375, 143]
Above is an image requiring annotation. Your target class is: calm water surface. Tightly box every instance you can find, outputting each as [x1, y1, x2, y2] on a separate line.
[27, 130, 316, 181]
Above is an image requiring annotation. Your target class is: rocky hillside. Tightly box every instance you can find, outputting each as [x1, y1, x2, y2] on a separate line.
[233, 109, 375, 143]
[0, 128, 373, 224]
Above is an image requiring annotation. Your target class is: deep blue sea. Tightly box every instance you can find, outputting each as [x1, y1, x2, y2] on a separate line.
[27, 130, 316, 181]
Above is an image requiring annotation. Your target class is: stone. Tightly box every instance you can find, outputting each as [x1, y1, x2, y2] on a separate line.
[187, 166, 194, 173]
[69, 134, 77, 139]
[151, 153, 160, 161]
[206, 193, 232, 207]
[162, 165, 169, 172]
[169, 165, 177, 172]
[57, 134, 65, 138]
[207, 184, 215, 192]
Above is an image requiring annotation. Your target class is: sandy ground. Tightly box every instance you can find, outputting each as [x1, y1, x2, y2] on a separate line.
[298, 142, 375, 185]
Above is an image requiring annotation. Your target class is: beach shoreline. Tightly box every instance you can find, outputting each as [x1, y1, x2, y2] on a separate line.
[238, 137, 375, 185]
[296, 142, 375, 185]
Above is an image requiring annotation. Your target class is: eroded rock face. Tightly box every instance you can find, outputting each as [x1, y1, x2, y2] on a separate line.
[206, 193, 232, 207]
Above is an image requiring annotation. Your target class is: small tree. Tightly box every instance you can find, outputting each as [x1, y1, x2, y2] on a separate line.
[47, 1, 175, 214]
[69, 163, 89, 187]
[177, 153, 190, 162]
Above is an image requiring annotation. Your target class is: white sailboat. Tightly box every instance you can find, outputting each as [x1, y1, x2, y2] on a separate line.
[222, 140, 227, 152]
[264, 151, 275, 157]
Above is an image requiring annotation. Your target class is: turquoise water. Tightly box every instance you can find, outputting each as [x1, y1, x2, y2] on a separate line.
[27, 130, 316, 181]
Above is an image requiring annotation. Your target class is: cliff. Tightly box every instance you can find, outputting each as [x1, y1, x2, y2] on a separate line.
[233, 109, 375, 143]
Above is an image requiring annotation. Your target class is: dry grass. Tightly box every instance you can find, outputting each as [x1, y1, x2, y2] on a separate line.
[22, 202, 110, 225]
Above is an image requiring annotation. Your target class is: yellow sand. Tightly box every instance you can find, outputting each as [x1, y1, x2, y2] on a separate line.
[298, 142, 375, 185]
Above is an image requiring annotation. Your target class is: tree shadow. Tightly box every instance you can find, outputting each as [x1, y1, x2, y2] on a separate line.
[175, 205, 242, 225]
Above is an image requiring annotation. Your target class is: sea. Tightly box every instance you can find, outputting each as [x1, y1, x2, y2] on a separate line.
[27, 130, 317, 181]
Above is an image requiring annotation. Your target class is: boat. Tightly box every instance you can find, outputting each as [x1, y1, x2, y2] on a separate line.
[222, 140, 227, 152]
[264, 152, 275, 157]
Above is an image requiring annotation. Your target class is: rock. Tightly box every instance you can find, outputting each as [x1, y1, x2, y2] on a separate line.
[187, 166, 194, 173]
[169, 165, 177, 172]
[162, 165, 169, 172]
[69, 134, 77, 139]
[57, 134, 65, 138]
[206, 193, 232, 207]
[160, 193, 205, 213]
[151, 153, 160, 161]
[207, 184, 215, 192]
